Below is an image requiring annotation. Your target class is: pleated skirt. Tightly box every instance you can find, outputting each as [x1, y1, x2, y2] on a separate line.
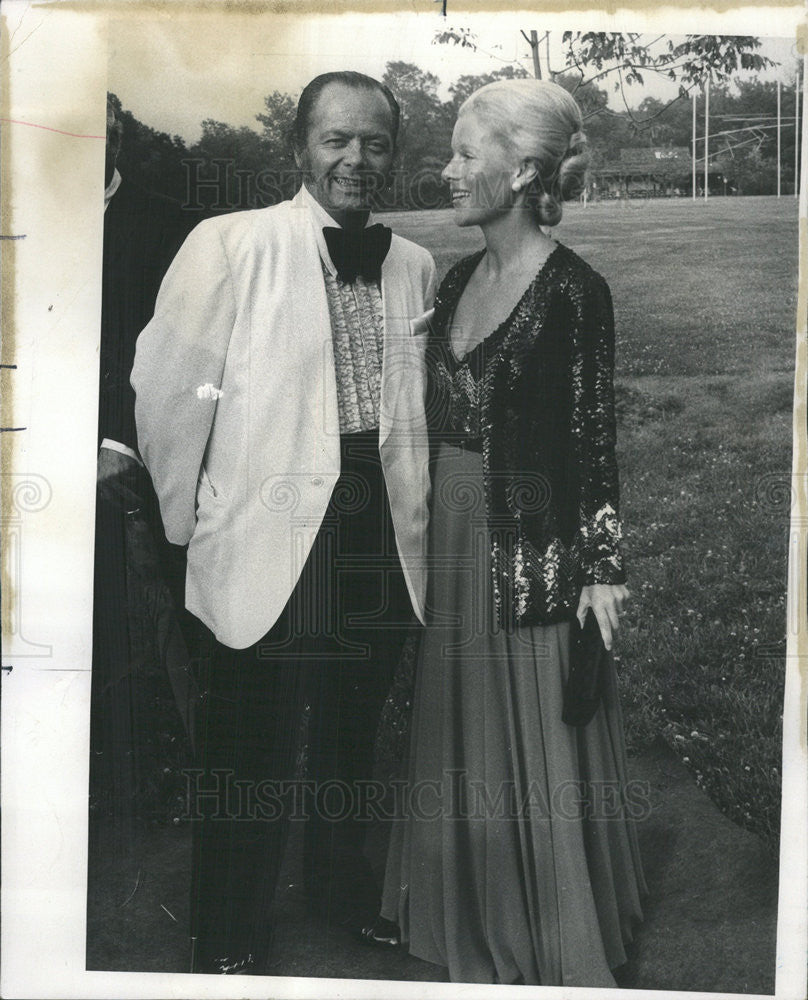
[381, 443, 647, 986]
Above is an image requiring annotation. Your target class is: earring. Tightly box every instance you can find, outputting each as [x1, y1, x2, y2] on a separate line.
[511, 181, 521, 192]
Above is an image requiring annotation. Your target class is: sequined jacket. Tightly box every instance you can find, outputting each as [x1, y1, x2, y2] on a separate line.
[427, 243, 625, 628]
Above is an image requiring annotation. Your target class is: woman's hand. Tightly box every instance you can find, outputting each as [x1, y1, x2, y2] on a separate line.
[576, 583, 630, 651]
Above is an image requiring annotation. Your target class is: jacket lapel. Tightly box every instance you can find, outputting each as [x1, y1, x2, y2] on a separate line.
[379, 242, 415, 448]
[284, 190, 341, 445]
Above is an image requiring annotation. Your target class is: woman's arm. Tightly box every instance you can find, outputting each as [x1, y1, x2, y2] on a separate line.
[570, 272, 629, 648]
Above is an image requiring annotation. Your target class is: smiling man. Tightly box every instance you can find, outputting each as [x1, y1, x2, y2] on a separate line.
[296, 78, 395, 225]
[131, 71, 436, 974]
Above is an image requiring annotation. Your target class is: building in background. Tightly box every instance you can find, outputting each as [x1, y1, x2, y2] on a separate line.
[592, 147, 726, 198]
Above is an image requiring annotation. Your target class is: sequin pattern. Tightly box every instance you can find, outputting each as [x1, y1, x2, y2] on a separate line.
[428, 244, 626, 628]
[432, 352, 482, 442]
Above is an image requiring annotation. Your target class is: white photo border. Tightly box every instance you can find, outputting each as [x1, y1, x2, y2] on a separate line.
[1, 2, 806, 998]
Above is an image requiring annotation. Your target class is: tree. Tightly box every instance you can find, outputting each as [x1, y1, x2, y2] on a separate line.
[109, 92, 191, 203]
[636, 79, 799, 195]
[633, 94, 694, 148]
[255, 90, 299, 204]
[185, 91, 299, 212]
[256, 90, 297, 152]
[186, 120, 275, 211]
[382, 61, 454, 208]
[255, 89, 298, 189]
[448, 65, 529, 112]
[435, 30, 774, 132]
[552, 73, 634, 167]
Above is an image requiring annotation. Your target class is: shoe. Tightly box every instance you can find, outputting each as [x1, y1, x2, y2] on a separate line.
[354, 915, 401, 949]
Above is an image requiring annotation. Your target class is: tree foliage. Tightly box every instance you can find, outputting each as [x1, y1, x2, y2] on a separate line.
[435, 29, 775, 130]
[109, 92, 190, 202]
[635, 79, 799, 194]
[381, 61, 453, 207]
[552, 73, 634, 167]
[110, 37, 792, 213]
[562, 33, 770, 93]
[255, 90, 297, 153]
[448, 64, 529, 111]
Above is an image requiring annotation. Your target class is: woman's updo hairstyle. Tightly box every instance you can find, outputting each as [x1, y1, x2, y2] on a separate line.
[459, 79, 589, 227]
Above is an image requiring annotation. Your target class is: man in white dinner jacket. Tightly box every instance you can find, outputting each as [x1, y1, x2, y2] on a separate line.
[131, 71, 435, 974]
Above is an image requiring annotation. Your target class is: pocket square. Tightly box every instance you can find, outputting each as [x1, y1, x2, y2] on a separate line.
[409, 308, 435, 338]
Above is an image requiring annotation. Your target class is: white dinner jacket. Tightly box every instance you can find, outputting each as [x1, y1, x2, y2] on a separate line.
[131, 187, 436, 649]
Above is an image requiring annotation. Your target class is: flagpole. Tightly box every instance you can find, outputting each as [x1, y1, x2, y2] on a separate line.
[692, 91, 697, 200]
[704, 78, 710, 200]
[777, 77, 782, 198]
[794, 69, 799, 197]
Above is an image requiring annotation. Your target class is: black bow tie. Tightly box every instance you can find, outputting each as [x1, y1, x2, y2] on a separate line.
[323, 224, 392, 284]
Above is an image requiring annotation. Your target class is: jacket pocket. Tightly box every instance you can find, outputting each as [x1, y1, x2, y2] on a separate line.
[197, 466, 226, 506]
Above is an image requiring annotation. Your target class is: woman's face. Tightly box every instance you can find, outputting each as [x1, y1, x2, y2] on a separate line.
[441, 110, 521, 227]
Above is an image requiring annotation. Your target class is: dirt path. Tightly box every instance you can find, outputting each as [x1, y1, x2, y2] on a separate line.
[87, 738, 778, 991]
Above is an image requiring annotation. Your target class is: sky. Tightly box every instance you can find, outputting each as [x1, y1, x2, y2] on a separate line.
[107, 11, 800, 144]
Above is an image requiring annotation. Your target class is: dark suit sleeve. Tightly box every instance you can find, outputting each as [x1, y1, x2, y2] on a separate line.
[99, 183, 197, 452]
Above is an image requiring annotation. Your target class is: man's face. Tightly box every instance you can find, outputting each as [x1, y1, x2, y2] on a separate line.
[295, 83, 395, 226]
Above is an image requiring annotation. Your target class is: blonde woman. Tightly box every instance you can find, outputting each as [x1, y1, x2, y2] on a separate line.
[378, 80, 647, 986]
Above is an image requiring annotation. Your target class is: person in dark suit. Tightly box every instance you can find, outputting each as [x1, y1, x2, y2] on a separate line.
[90, 98, 197, 848]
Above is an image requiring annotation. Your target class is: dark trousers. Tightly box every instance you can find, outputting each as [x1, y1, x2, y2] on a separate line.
[191, 431, 412, 969]
[91, 495, 137, 850]
[90, 468, 193, 853]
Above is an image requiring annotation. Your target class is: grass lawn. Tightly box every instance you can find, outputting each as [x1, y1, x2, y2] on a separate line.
[386, 196, 799, 849]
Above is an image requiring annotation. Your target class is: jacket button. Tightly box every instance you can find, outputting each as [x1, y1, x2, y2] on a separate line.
[312, 477, 323, 486]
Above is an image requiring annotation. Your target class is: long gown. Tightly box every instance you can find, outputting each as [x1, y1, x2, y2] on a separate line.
[380, 291, 647, 986]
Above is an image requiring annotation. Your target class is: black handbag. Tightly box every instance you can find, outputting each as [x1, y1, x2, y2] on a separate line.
[563, 608, 610, 727]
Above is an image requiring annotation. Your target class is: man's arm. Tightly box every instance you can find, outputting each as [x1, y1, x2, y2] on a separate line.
[131, 220, 237, 545]
[97, 446, 143, 510]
